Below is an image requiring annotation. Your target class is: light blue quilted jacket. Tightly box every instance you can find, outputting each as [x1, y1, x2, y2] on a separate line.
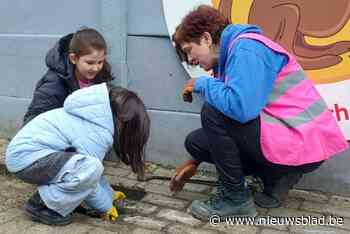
[6, 83, 114, 172]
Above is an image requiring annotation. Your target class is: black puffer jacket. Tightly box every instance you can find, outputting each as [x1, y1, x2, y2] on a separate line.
[23, 33, 112, 124]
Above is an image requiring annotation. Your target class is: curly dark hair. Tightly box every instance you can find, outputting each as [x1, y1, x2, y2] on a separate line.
[172, 5, 229, 63]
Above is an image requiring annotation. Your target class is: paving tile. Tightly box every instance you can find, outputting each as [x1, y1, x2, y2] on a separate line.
[123, 201, 158, 215]
[253, 216, 289, 231]
[143, 183, 173, 196]
[88, 228, 121, 234]
[173, 190, 210, 202]
[0, 139, 8, 155]
[88, 224, 132, 234]
[145, 162, 160, 173]
[75, 214, 131, 231]
[103, 160, 120, 168]
[156, 209, 202, 226]
[288, 189, 328, 203]
[0, 216, 35, 234]
[267, 207, 321, 218]
[183, 183, 211, 193]
[105, 175, 138, 188]
[104, 166, 131, 177]
[26, 222, 93, 234]
[122, 215, 169, 231]
[282, 198, 301, 210]
[338, 217, 350, 231]
[323, 205, 350, 219]
[152, 167, 176, 178]
[329, 195, 350, 208]
[302, 201, 350, 219]
[166, 224, 218, 234]
[260, 229, 289, 234]
[115, 162, 129, 170]
[132, 228, 163, 234]
[0, 208, 23, 224]
[290, 224, 348, 234]
[256, 207, 268, 215]
[300, 201, 327, 214]
[204, 222, 258, 234]
[142, 193, 189, 210]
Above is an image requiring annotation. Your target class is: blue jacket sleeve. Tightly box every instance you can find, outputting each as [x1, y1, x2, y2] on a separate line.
[194, 47, 282, 123]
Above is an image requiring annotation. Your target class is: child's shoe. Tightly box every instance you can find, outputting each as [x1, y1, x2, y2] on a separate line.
[24, 191, 72, 225]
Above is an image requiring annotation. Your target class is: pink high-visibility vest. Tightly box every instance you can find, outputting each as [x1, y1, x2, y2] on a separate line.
[231, 33, 348, 165]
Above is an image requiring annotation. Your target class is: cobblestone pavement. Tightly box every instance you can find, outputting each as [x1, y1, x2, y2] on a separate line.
[1, 138, 350, 234]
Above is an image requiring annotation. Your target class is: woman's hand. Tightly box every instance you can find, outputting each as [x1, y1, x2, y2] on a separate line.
[170, 159, 198, 192]
[182, 78, 197, 103]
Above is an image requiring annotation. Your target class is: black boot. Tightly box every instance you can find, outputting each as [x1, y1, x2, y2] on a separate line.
[24, 191, 72, 225]
[190, 179, 257, 221]
[254, 172, 302, 208]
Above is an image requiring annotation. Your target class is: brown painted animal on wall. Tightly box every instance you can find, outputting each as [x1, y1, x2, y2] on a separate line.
[217, 0, 350, 70]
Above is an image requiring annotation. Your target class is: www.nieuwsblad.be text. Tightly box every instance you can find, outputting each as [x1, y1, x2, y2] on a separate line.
[209, 215, 344, 226]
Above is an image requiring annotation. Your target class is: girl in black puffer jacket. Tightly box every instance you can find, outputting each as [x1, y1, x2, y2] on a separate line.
[23, 27, 114, 125]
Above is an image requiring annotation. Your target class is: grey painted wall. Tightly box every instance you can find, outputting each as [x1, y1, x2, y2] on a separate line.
[0, 0, 103, 136]
[1, 0, 350, 195]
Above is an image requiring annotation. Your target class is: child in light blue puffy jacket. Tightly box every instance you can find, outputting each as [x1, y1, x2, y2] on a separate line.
[6, 83, 150, 225]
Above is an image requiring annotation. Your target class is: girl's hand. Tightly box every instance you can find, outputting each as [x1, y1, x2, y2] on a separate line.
[102, 192, 126, 221]
[103, 205, 119, 221]
[113, 191, 126, 201]
[113, 191, 127, 214]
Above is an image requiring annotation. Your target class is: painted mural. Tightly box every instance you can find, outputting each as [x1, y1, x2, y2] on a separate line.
[162, 0, 350, 138]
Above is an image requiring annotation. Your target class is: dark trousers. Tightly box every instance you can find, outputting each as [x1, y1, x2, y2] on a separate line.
[15, 150, 76, 185]
[185, 102, 323, 190]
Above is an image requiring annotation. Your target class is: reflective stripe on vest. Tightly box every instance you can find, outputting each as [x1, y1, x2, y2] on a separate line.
[262, 98, 328, 128]
[262, 68, 328, 128]
[268, 70, 305, 102]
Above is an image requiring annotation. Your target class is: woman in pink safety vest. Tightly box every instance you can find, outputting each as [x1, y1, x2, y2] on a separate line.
[169, 5, 349, 221]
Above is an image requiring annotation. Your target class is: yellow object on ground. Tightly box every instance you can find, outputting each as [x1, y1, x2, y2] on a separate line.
[113, 191, 126, 201]
[103, 206, 119, 221]
[103, 191, 126, 221]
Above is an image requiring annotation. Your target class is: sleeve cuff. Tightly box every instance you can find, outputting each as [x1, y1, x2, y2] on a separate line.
[193, 76, 210, 93]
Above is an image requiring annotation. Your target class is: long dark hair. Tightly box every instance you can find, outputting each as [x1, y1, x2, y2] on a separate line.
[108, 84, 150, 176]
[69, 27, 113, 82]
